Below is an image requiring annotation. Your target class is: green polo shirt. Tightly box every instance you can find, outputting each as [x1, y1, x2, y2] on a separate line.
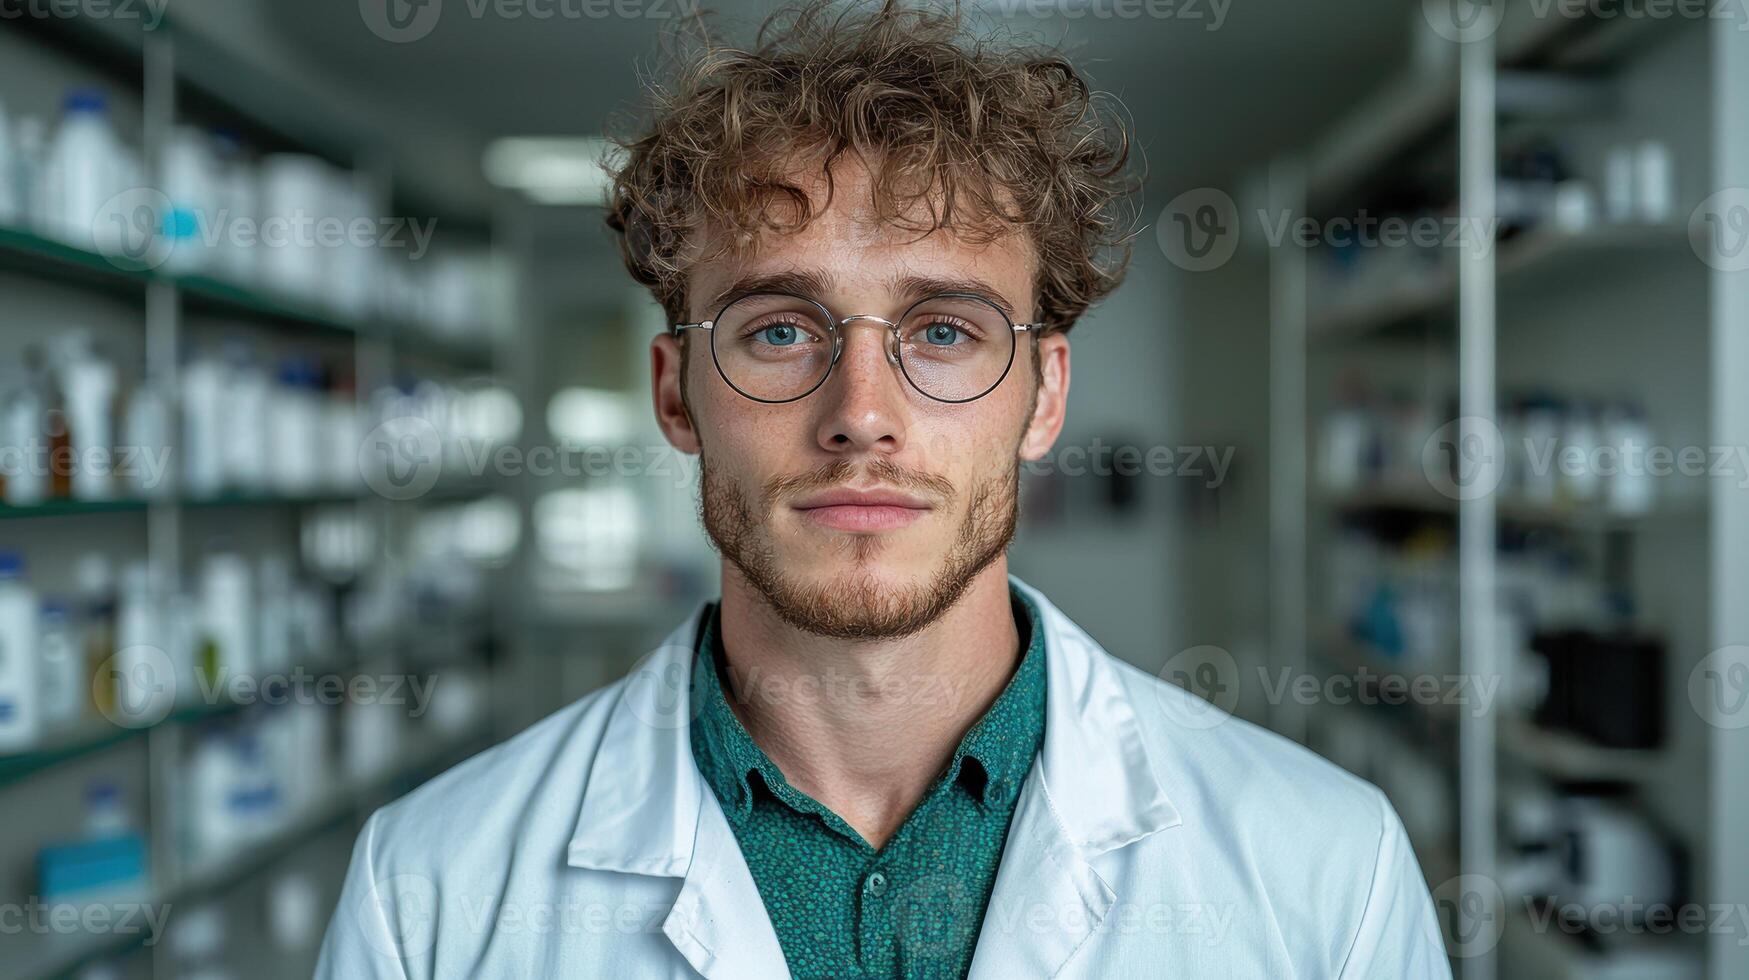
[688, 585, 1048, 980]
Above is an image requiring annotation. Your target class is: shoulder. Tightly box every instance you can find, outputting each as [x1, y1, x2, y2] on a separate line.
[1109, 653, 1397, 856]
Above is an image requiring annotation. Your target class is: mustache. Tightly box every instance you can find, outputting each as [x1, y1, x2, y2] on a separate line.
[764, 457, 955, 509]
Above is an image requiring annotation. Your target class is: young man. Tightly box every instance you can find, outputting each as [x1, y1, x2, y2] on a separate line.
[318, 3, 1449, 977]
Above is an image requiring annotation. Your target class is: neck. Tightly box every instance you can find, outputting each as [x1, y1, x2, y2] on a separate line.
[714, 559, 1022, 849]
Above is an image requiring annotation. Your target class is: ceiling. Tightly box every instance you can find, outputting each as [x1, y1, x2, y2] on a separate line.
[180, 0, 1417, 228]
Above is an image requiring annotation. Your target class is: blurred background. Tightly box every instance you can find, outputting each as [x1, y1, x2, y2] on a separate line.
[1, 1, 1746, 977]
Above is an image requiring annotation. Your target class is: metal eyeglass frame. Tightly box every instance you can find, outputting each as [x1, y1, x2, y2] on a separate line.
[672, 291, 1046, 405]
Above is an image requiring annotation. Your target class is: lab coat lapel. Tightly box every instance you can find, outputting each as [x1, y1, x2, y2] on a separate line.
[663, 791, 790, 980]
[565, 604, 790, 979]
[966, 773, 1117, 979]
[966, 577, 1184, 978]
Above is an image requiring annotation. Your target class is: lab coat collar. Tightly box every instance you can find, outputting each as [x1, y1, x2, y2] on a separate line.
[565, 573, 1181, 978]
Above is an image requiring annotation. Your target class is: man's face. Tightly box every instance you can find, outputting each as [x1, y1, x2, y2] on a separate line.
[651, 162, 1071, 639]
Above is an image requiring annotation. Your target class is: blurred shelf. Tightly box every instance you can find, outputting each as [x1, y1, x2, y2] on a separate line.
[170, 723, 492, 899]
[186, 491, 366, 510]
[0, 492, 377, 519]
[12, 721, 493, 980]
[0, 700, 244, 787]
[1499, 716, 1664, 784]
[0, 224, 153, 291]
[0, 653, 450, 787]
[1309, 224, 1691, 343]
[1496, 223, 1690, 284]
[1317, 483, 1703, 530]
[0, 225, 494, 371]
[0, 498, 151, 520]
[1308, 265, 1458, 343]
[1500, 902, 1704, 980]
[1310, 634, 1461, 728]
[388, 323, 497, 372]
[177, 274, 365, 337]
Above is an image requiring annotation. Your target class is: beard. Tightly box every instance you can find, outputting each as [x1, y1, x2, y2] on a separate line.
[699, 452, 1021, 640]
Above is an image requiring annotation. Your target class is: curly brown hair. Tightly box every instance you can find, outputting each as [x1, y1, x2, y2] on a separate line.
[604, 0, 1137, 336]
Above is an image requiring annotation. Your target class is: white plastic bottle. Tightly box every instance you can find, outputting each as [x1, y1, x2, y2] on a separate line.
[0, 97, 16, 223]
[39, 600, 84, 727]
[44, 89, 123, 250]
[56, 332, 117, 501]
[161, 127, 216, 276]
[0, 552, 42, 750]
[200, 549, 254, 685]
[1, 366, 48, 505]
[218, 344, 269, 494]
[13, 116, 45, 231]
[115, 561, 173, 723]
[122, 375, 174, 499]
[181, 348, 227, 498]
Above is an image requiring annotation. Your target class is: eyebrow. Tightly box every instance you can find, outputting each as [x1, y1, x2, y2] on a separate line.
[704, 269, 1020, 318]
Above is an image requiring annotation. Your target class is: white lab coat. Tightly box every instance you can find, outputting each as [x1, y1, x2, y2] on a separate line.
[316, 575, 1451, 979]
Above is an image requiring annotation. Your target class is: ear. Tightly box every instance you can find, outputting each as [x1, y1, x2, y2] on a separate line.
[1019, 331, 1069, 461]
[652, 333, 702, 454]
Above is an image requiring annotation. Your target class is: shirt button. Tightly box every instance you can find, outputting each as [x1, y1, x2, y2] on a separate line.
[865, 871, 888, 898]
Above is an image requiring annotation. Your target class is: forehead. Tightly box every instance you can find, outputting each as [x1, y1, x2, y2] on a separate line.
[685, 158, 1037, 317]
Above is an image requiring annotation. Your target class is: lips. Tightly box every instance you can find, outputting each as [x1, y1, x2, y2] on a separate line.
[792, 486, 933, 532]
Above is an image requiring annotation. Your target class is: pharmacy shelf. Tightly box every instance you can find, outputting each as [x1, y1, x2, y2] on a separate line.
[0, 498, 152, 520]
[0, 223, 503, 370]
[0, 700, 244, 787]
[1306, 8, 1678, 205]
[12, 721, 493, 980]
[1316, 483, 1704, 531]
[1276, 15, 1749, 980]
[1308, 223, 1692, 343]
[1499, 902, 1704, 980]
[0, 224, 155, 286]
[389, 324, 496, 373]
[0, 492, 382, 520]
[1499, 715, 1665, 785]
[1311, 634, 1462, 730]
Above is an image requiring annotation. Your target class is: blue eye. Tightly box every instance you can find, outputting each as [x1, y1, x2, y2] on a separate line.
[923, 322, 962, 346]
[756, 323, 801, 346]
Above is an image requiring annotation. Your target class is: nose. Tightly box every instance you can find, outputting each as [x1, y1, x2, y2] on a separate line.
[815, 318, 909, 455]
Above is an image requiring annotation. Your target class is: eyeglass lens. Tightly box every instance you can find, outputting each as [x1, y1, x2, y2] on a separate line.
[709, 293, 1017, 402]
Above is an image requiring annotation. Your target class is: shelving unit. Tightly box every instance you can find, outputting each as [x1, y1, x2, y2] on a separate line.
[13, 722, 494, 980]
[1268, 8, 1749, 980]
[0, 11, 514, 980]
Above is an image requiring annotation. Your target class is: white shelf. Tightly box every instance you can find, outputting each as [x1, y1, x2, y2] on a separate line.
[1316, 483, 1703, 530]
[1308, 223, 1691, 343]
[1500, 903, 1703, 980]
[1498, 716, 1664, 784]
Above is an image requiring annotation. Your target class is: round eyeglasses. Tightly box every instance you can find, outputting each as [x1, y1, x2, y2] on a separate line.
[672, 292, 1044, 404]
